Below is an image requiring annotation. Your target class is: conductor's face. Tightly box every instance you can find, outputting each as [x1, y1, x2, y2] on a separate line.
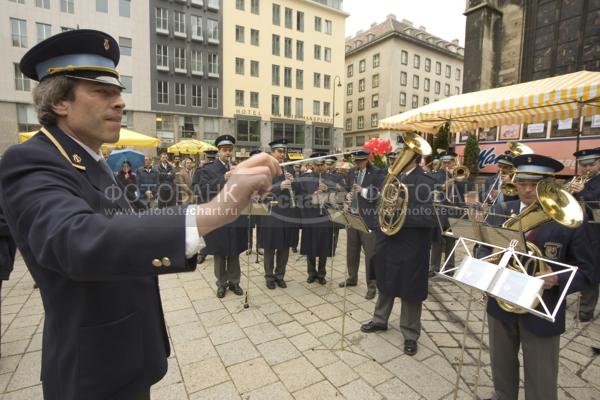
[54, 80, 125, 151]
[516, 179, 538, 206]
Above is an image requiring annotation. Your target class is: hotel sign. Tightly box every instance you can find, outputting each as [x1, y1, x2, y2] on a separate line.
[235, 108, 333, 124]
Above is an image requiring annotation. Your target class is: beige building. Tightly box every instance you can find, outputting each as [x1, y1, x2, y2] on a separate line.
[343, 14, 464, 149]
[222, 0, 348, 157]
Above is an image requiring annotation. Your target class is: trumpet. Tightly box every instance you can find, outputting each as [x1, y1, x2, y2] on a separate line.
[284, 171, 296, 208]
[506, 141, 534, 157]
[564, 170, 592, 193]
[425, 158, 441, 173]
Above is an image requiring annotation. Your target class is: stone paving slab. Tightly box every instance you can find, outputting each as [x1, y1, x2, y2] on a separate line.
[1, 230, 599, 399]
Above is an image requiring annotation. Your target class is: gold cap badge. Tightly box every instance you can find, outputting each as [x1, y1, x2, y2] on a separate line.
[73, 154, 82, 163]
[103, 38, 110, 51]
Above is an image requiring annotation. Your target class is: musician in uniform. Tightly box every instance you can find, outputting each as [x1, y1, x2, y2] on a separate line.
[192, 149, 217, 265]
[323, 156, 345, 255]
[197, 135, 249, 298]
[360, 152, 436, 356]
[481, 153, 517, 204]
[484, 154, 595, 400]
[570, 148, 600, 322]
[340, 149, 384, 300]
[386, 151, 397, 168]
[0, 29, 278, 399]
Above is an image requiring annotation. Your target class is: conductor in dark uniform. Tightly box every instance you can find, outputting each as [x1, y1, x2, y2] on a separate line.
[485, 154, 595, 400]
[197, 135, 249, 298]
[192, 149, 217, 265]
[0, 30, 279, 400]
[569, 148, 600, 322]
[0, 204, 16, 358]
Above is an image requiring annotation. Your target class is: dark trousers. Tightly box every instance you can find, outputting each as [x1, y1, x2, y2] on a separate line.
[372, 292, 422, 341]
[430, 231, 455, 271]
[214, 254, 241, 287]
[264, 248, 289, 282]
[346, 228, 376, 290]
[580, 284, 599, 316]
[134, 389, 150, 400]
[307, 256, 327, 278]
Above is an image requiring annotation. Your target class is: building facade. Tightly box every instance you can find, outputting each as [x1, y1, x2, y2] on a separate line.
[343, 14, 464, 149]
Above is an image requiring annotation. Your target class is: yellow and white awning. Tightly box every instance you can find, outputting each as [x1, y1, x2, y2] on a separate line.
[379, 70, 600, 133]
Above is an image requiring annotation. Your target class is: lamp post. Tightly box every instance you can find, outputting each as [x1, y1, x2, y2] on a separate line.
[332, 75, 342, 151]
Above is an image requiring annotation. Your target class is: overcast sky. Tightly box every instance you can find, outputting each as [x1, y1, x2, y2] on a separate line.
[344, 0, 467, 45]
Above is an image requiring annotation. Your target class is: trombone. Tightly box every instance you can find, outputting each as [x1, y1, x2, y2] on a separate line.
[445, 158, 470, 202]
[498, 142, 533, 197]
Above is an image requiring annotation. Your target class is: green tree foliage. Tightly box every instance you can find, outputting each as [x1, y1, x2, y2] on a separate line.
[433, 122, 451, 152]
[464, 133, 480, 175]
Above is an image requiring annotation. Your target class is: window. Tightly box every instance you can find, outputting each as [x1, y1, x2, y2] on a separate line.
[236, 25, 245, 43]
[10, 18, 27, 48]
[284, 37, 292, 58]
[191, 16, 203, 40]
[251, 29, 259, 46]
[324, 74, 331, 89]
[324, 48, 331, 62]
[314, 45, 321, 60]
[272, 34, 280, 55]
[272, 3, 280, 25]
[323, 102, 330, 116]
[174, 48, 186, 73]
[347, 83, 353, 96]
[175, 83, 186, 106]
[119, 37, 132, 56]
[347, 64, 353, 77]
[235, 58, 245, 75]
[401, 50, 408, 65]
[425, 58, 431, 72]
[296, 98, 303, 116]
[156, 8, 168, 33]
[371, 113, 378, 127]
[371, 94, 379, 108]
[284, 67, 292, 87]
[414, 55, 420, 69]
[325, 20, 332, 34]
[17, 104, 41, 133]
[424, 78, 430, 92]
[285, 7, 293, 29]
[444, 84, 450, 96]
[36, 23, 51, 43]
[157, 80, 169, 104]
[359, 59, 366, 73]
[313, 101, 320, 115]
[119, 0, 131, 17]
[14, 63, 30, 91]
[191, 50, 203, 75]
[296, 69, 303, 89]
[435, 81, 440, 94]
[284, 96, 292, 116]
[250, 92, 259, 108]
[235, 90, 244, 106]
[400, 92, 406, 106]
[358, 97, 364, 110]
[313, 72, 321, 88]
[236, 0, 244, 10]
[96, 0, 108, 13]
[314, 126, 331, 146]
[423, 97, 429, 105]
[272, 121, 305, 144]
[192, 85, 202, 107]
[272, 65, 280, 85]
[174, 11, 186, 37]
[456, 68, 461, 81]
[272, 95, 280, 114]
[156, 45, 169, 71]
[251, 60, 259, 77]
[413, 75, 419, 89]
[237, 119, 260, 142]
[400, 71, 407, 86]
[61, 27, 73, 32]
[296, 40, 304, 60]
[373, 53, 380, 68]
[314, 16, 322, 32]
[358, 79, 365, 92]
[372, 74, 379, 88]
[297, 11, 304, 31]
[208, 53, 219, 76]
[435, 61, 441, 75]
[412, 95, 418, 108]
[36, 0, 50, 9]
[207, 19, 219, 43]
[455, 86, 460, 95]
[61, 0, 74, 13]
[345, 118, 352, 131]
[251, 0, 259, 14]
[346, 100, 353, 113]
[445, 65, 451, 78]
[207, 0, 219, 9]
[358, 116, 364, 129]
[208, 87, 218, 109]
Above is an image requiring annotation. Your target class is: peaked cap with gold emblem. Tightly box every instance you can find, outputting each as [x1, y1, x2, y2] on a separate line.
[512, 154, 563, 180]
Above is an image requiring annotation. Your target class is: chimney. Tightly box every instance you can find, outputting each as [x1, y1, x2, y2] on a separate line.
[419, 26, 426, 31]
[387, 13, 396, 20]
[401, 19, 413, 26]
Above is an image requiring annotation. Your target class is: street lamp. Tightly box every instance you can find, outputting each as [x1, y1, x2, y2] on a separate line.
[331, 75, 342, 151]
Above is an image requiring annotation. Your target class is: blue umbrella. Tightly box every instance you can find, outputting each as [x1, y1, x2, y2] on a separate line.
[106, 149, 145, 172]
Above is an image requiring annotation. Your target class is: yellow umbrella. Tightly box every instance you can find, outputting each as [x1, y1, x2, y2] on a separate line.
[19, 128, 160, 148]
[168, 139, 217, 155]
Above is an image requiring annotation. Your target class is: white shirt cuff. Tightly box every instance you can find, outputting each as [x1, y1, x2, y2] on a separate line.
[185, 205, 206, 259]
[360, 188, 368, 199]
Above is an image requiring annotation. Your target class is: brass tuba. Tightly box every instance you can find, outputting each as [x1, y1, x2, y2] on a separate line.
[378, 132, 432, 236]
[496, 179, 583, 313]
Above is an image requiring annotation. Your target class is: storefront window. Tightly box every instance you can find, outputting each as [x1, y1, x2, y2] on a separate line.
[236, 118, 260, 142]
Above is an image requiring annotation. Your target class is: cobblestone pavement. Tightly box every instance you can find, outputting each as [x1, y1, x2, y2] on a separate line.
[1, 231, 599, 399]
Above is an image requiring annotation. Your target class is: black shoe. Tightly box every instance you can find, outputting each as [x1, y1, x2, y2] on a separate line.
[338, 280, 357, 288]
[266, 280, 276, 290]
[318, 277, 327, 285]
[216, 286, 227, 298]
[229, 283, 244, 296]
[365, 290, 376, 300]
[257, 248, 264, 256]
[292, 247, 298, 253]
[246, 249, 252, 255]
[197, 253, 207, 265]
[360, 321, 388, 333]
[580, 312, 593, 322]
[427, 271, 436, 278]
[33, 283, 39, 289]
[307, 276, 316, 283]
[276, 279, 287, 288]
[404, 340, 417, 356]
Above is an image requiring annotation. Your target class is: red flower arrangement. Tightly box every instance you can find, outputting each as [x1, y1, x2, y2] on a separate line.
[363, 137, 392, 168]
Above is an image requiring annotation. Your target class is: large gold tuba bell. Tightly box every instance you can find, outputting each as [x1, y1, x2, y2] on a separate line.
[496, 178, 583, 313]
[378, 132, 432, 236]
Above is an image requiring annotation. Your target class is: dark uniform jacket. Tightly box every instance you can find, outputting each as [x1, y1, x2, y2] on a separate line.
[0, 204, 16, 281]
[196, 159, 248, 256]
[345, 165, 385, 230]
[0, 126, 196, 400]
[486, 200, 595, 336]
[573, 173, 600, 284]
[136, 166, 159, 201]
[371, 166, 436, 301]
[157, 162, 175, 205]
[258, 172, 297, 250]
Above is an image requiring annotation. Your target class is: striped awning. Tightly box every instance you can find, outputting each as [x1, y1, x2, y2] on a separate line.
[379, 70, 600, 133]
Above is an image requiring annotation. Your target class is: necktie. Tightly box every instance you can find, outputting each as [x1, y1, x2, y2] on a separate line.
[99, 159, 117, 184]
[358, 169, 365, 185]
